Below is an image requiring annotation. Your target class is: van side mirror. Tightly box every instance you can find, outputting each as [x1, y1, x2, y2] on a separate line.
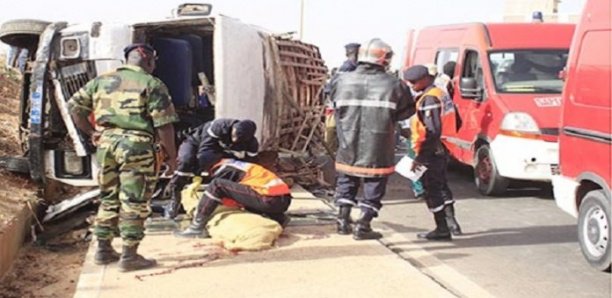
[460, 77, 483, 101]
[558, 67, 567, 81]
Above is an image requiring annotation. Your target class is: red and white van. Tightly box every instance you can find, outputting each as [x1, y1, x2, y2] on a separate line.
[552, 0, 611, 272]
[403, 22, 575, 195]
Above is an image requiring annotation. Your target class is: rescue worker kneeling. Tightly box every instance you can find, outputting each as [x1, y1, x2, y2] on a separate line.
[165, 118, 259, 219]
[404, 65, 462, 241]
[175, 157, 292, 238]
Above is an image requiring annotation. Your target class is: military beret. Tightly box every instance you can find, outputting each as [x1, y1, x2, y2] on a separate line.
[123, 43, 156, 59]
[344, 43, 361, 51]
[403, 65, 432, 82]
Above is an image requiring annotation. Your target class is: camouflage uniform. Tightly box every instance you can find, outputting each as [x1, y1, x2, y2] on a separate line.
[67, 65, 178, 246]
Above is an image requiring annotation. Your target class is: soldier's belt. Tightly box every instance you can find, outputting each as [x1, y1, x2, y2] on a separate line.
[101, 128, 154, 139]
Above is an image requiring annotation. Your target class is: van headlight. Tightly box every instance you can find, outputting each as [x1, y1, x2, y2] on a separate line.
[500, 112, 541, 139]
[60, 36, 83, 59]
[63, 151, 84, 175]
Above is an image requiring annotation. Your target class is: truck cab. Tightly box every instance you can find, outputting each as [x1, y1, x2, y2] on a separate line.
[0, 4, 328, 190]
[552, 0, 611, 272]
[404, 22, 575, 195]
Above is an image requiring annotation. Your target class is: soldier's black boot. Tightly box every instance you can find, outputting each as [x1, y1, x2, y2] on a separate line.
[336, 206, 352, 235]
[94, 239, 120, 265]
[444, 204, 462, 235]
[353, 211, 383, 240]
[118, 244, 157, 272]
[417, 211, 452, 241]
[164, 176, 189, 219]
[174, 197, 218, 238]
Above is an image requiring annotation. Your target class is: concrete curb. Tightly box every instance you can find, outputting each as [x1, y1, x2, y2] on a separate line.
[378, 228, 495, 298]
[0, 205, 31, 279]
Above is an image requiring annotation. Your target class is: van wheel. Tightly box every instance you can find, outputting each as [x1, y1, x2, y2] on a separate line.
[578, 190, 611, 272]
[0, 19, 51, 48]
[474, 145, 509, 196]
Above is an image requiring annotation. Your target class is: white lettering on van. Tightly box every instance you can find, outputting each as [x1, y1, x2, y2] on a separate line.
[534, 96, 562, 107]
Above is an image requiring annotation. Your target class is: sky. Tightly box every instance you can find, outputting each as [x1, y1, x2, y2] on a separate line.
[0, 0, 586, 69]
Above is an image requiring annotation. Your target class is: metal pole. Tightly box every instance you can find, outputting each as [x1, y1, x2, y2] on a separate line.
[299, 0, 304, 40]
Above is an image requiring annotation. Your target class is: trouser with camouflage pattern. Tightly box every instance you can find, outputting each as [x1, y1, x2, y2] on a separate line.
[94, 131, 157, 247]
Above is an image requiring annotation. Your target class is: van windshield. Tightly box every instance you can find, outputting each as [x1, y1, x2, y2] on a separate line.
[489, 50, 568, 94]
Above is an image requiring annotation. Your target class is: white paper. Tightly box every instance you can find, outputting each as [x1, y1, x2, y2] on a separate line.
[395, 155, 427, 182]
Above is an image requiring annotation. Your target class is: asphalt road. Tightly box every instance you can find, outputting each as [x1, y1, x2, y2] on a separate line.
[376, 163, 611, 298]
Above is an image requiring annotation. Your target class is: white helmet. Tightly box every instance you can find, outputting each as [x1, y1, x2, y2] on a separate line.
[358, 38, 393, 67]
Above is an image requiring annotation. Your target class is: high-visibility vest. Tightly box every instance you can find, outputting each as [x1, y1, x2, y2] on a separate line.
[212, 159, 291, 196]
[409, 87, 458, 154]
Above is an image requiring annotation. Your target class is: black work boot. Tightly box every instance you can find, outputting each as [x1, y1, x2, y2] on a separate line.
[94, 239, 120, 265]
[174, 216, 211, 238]
[444, 204, 462, 236]
[417, 211, 452, 241]
[336, 206, 352, 235]
[118, 244, 157, 272]
[164, 176, 189, 219]
[174, 196, 218, 238]
[353, 211, 383, 240]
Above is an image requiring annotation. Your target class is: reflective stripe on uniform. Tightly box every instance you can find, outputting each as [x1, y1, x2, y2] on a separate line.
[227, 150, 246, 159]
[207, 126, 219, 138]
[430, 204, 446, 213]
[204, 190, 222, 202]
[418, 103, 442, 111]
[175, 171, 195, 177]
[336, 198, 357, 207]
[335, 99, 397, 110]
[358, 202, 380, 213]
[335, 162, 395, 176]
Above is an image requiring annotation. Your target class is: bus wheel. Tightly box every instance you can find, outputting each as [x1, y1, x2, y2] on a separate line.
[0, 19, 50, 48]
[474, 145, 509, 196]
[578, 189, 611, 272]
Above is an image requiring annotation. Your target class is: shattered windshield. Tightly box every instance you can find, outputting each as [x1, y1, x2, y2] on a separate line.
[489, 50, 568, 94]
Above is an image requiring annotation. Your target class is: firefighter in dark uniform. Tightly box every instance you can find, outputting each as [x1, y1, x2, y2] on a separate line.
[404, 65, 462, 240]
[331, 38, 415, 240]
[165, 118, 259, 218]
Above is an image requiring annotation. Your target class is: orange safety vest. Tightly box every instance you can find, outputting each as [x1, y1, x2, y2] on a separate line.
[410, 87, 458, 155]
[212, 159, 291, 197]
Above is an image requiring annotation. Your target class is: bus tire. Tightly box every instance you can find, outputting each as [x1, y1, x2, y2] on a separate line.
[0, 19, 50, 48]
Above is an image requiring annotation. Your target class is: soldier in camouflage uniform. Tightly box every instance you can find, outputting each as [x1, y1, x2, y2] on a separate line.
[68, 43, 178, 272]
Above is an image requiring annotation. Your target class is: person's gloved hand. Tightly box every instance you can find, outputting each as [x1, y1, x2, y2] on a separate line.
[184, 176, 203, 197]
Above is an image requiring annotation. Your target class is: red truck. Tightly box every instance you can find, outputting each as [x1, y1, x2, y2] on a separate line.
[552, 0, 611, 272]
[403, 22, 575, 195]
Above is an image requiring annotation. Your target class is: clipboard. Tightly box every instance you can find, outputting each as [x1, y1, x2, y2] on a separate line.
[395, 155, 427, 182]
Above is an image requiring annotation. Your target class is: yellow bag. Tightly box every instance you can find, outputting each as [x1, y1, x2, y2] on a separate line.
[207, 206, 283, 251]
